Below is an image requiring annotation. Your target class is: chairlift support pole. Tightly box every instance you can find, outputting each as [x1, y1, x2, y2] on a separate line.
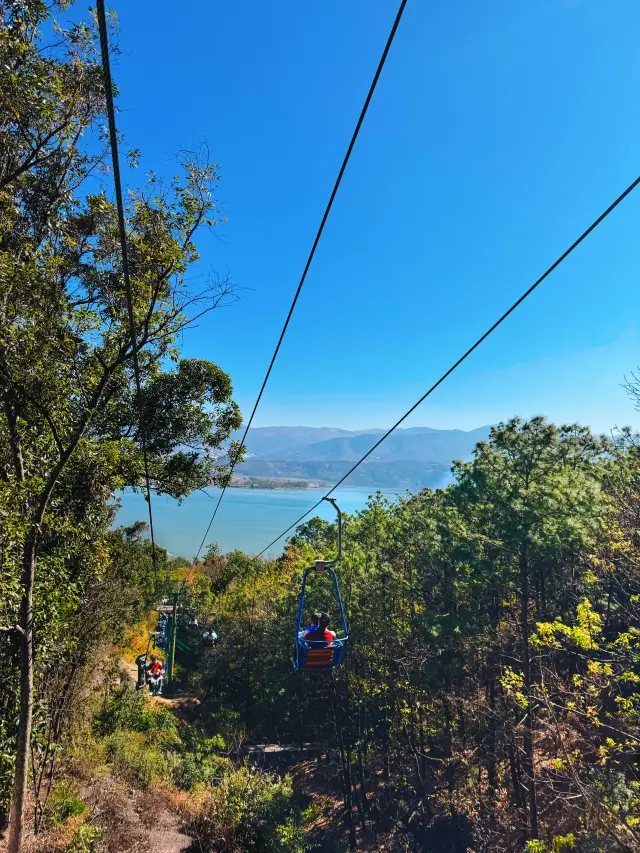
[322, 496, 342, 566]
[311, 496, 342, 572]
[167, 590, 179, 683]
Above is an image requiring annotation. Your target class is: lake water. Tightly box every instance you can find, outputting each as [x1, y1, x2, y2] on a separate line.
[115, 486, 403, 560]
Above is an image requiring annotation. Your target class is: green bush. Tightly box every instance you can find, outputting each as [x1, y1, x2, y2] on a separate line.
[65, 823, 104, 853]
[43, 781, 88, 828]
[171, 729, 230, 790]
[106, 730, 173, 789]
[172, 750, 230, 791]
[185, 765, 308, 853]
[93, 685, 177, 737]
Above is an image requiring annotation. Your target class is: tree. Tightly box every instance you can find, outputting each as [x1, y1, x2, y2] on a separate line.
[0, 3, 242, 849]
[452, 417, 607, 838]
[179, 418, 639, 850]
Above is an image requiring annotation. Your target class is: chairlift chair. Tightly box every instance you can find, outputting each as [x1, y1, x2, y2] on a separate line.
[295, 498, 349, 671]
[201, 611, 219, 647]
[135, 634, 157, 690]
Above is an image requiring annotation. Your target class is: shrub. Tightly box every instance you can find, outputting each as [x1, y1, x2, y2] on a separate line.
[65, 823, 104, 853]
[172, 751, 230, 791]
[93, 685, 177, 737]
[70, 734, 109, 771]
[171, 729, 230, 790]
[43, 781, 88, 828]
[106, 730, 173, 789]
[184, 765, 308, 853]
[526, 836, 576, 853]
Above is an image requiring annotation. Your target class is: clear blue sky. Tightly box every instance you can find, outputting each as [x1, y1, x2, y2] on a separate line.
[106, 0, 640, 435]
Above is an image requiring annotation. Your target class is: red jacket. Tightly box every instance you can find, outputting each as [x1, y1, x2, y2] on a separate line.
[303, 628, 335, 647]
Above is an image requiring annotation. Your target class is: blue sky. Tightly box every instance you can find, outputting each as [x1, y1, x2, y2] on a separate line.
[105, 0, 640, 435]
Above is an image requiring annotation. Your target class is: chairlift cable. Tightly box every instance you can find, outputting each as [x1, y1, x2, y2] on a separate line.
[255, 172, 640, 557]
[192, 0, 410, 563]
[96, 0, 158, 586]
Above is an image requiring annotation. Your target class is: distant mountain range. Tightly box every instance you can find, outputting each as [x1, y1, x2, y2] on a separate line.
[233, 425, 491, 489]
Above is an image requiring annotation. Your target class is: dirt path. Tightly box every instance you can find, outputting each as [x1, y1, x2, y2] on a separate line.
[122, 657, 140, 684]
[147, 814, 194, 853]
[117, 660, 197, 852]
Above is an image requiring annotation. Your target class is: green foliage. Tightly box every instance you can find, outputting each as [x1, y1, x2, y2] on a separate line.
[181, 416, 640, 851]
[94, 688, 177, 788]
[185, 766, 307, 853]
[526, 835, 575, 853]
[43, 781, 88, 828]
[93, 685, 177, 738]
[79, 680, 307, 849]
[64, 824, 104, 853]
[105, 730, 171, 789]
[171, 729, 230, 790]
[0, 0, 242, 833]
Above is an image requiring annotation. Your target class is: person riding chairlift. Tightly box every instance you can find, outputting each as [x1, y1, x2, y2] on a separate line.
[302, 611, 336, 647]
[202, 620, 218, 647]
[298, 611, 318, 640]
[146, 654, 164, 696]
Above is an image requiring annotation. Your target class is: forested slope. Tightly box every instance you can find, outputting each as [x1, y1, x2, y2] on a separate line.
[3, 403, 640, 853]
[1, 3, 640, 852]
[185, 417, 640, 852]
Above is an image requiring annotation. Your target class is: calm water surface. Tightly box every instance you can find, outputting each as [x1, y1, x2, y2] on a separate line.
[115, 486, 403, 560]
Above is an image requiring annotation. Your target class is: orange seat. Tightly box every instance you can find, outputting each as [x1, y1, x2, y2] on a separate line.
[302, 649, 335, 668]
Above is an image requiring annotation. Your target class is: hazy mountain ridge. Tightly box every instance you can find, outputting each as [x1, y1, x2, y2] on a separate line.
[268, 426, 490, 463]
[232, 426, 382, 457]
[234, 425, 491, 489]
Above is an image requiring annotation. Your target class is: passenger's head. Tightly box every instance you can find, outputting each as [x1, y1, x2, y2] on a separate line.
[150, 654, 158, 663]
[318, 612, 331, 630]
[311, 611, 321, 626]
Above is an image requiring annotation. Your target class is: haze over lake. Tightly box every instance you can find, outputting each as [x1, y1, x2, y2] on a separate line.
[115, 486, 403, 559]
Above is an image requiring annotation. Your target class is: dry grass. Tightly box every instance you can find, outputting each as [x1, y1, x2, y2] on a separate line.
[120, 613, 159, 664]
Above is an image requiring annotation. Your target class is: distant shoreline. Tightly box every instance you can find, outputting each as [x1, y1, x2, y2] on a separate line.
[229, 476, 328, 490]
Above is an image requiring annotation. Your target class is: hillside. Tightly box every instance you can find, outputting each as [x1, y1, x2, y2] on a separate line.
[11, 417, 640, 853]
[235, 425, 490, 488]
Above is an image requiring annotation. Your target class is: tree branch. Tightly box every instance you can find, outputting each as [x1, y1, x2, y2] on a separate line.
[0, 625, 26, 637]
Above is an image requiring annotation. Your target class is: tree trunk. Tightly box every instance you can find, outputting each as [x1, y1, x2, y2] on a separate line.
[507, 740, 525, 818]
[357, 745, 370, 821]
[486, 672, 497, 790]
[520, 543, 539, 839]
[409, 704, 427, 798]
[8, 539, 36, 853]
[418, 703, 427, 783]
[458, 699, 467, 750]
[296, 680, 305, 753]
[5, 354, 114, 852]
[443, 691, 454, 804]
[345, 745, 358, 848]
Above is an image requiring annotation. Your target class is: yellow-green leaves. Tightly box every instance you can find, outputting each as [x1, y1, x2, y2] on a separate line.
[532, 599, 602, 651]
[500, 666, 528, 708]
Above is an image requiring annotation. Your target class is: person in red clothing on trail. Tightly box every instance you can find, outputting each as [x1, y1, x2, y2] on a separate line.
[303, 611, 336, 647]
[146, 654, 164, 696]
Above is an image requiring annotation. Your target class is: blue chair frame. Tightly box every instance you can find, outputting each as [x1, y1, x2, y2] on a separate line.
[294, 498, 348, 672]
